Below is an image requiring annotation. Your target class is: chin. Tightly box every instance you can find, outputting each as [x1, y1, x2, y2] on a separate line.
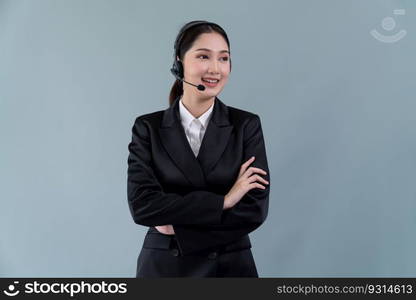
[198, 92, 217, 101]
[206, 86, 223, 94]
[203, 91, 218, 98]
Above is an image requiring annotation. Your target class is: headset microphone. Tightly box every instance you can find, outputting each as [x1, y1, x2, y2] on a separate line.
[170, 67, 206, 91]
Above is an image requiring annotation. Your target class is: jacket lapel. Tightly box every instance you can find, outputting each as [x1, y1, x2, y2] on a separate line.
[158, 96, 233, 188]
[196, 97, 233, 177]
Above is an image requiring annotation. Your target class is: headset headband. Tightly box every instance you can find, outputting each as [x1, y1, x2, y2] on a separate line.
[173, 21, 218, 60]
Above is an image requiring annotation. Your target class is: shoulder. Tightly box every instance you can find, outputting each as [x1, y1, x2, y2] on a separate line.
[129, 110, 164, 140]
[133, 110, 164, 127]
[226, 105, 261, 127]
[224, 105, 265, 142]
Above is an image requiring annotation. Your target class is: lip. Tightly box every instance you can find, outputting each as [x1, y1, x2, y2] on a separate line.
[202, 77, 220, 81]
[201, 78, 220, 88]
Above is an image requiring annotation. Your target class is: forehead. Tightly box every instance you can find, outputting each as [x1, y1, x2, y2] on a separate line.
[189, 32, 229, 53]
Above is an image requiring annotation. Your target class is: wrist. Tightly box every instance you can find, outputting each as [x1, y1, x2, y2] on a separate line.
[223, 195, 231, 210]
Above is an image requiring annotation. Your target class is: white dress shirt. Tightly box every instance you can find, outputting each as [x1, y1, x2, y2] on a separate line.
[179, 97, 214, 157]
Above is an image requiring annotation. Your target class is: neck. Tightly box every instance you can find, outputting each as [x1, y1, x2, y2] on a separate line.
[180, 89, 215, 118]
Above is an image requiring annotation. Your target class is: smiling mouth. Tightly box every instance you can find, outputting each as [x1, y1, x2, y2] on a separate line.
[202, 78, 220, 83]
[201, 79, 220, 88]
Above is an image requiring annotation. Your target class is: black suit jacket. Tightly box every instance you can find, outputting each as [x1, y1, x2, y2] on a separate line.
[127, 96, 270, 256]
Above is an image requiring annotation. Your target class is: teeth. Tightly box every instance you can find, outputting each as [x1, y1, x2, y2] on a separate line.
[202, 79, 219, 83]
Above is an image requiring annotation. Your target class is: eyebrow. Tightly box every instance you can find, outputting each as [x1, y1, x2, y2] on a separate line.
[194, 48, 230, 54]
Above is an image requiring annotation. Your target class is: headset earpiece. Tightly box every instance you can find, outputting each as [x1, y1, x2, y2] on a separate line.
[174, 59, 184, 79]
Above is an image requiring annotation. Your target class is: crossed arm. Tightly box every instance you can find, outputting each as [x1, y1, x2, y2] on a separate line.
[127, 115, 270, 255]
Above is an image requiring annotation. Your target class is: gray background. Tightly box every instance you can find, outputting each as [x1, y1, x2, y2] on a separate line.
[1, 0, 415, 277]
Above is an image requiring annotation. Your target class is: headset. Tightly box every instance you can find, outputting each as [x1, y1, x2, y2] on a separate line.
[170, 21, 232, 91]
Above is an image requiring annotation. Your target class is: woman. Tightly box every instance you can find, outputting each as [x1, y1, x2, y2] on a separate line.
[127, 20, 270, 277]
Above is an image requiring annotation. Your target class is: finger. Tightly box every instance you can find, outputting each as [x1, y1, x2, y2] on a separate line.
[239, 156, 255, 176]
[241, 156, 255, 171]
[247, 174, 269, 185]
[243, 167, 268, 179]
[249, 182, 266, 190]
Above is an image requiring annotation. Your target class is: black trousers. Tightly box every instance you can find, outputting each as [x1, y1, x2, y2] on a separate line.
[136, 232, 258, 278]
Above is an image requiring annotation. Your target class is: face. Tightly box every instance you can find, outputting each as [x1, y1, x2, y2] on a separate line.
[180, 32, 231, 100]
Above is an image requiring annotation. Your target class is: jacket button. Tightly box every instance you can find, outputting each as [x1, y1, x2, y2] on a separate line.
[171, 249, 179, 257]
[208, 251, 217, 259]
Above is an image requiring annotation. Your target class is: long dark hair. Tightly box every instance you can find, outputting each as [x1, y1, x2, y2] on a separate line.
[168, 21, 231, 106]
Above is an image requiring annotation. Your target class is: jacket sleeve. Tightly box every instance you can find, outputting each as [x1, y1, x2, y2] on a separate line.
[127, 116, 224, 227]
[172, 115, 270, 255]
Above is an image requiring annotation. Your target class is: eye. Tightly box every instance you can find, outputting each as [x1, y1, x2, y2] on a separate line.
[220, 57, 229, 61]
[198, 55, 209, 59]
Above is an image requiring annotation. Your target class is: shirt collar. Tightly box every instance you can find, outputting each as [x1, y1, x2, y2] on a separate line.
[179, 97, 214, 129]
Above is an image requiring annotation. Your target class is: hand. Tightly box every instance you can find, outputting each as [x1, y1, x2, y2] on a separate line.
[155, 225, 175, 235]
[224, 156, 268, 210]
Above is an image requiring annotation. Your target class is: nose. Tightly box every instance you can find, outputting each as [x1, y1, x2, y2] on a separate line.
[208, 59, 220, 74]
